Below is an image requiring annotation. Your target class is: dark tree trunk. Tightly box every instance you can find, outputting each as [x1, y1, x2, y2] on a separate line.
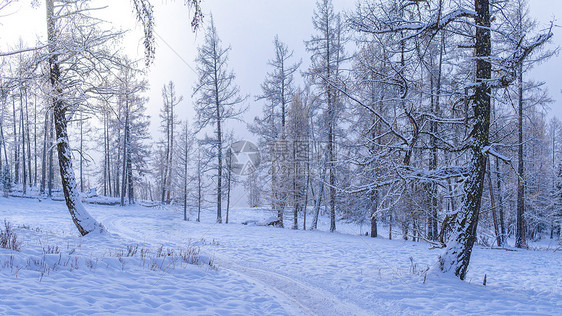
[487, 159, 501, 247]
[21, 101, 27, 195]
[105, 109, 112, 197]
[216, 109, 222, 223]
[183, 129, 188, 221]
[48, 112, 54, 197]
[197, 149, 202, 223]
[370, 189, 378, 238]
[25, 92, 32, 189]
[121, 96, 129, 206]
[79, 111, 84, 193]
[428, 34, 444, 241]
[311, 160, 327, 230]
[166, 95, 174, 203]
[103, 110, 107, 196]
[12, 98, 18, 185]
[328, 105, 336, 233]
[47, 0, 100, 236]
[439, 0, 491, 279]
[515, 62, 527, 248]
[34, 94, 37, 187]
[40, 110, 48, 195]
[127, 153, 134, 204]
[303, 161, 310, 230]
[226, 151, 231, 224]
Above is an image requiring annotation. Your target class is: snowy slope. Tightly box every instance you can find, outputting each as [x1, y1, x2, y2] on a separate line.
[1, 196, 561, 315]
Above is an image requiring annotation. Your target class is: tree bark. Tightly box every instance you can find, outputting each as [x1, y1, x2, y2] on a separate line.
[40, 110, 48, 194]
[48, 112, 54, 197]
[183, 126, 188, 221]
[25, 92, 32, 189]
[487, 159, 501, 247]
[121, 95, 129, 206]
[21, 99, 27, 195]
[197, 148, 202, 222]
[226, 150, 231, 224]
[34, 94, 37, 187]
[515, 61, 527, 248]
[12, 97, 18, 185]
[370, 189, 378, 238]
[439, 0, 492, 280]
[79, 111, 84, 193]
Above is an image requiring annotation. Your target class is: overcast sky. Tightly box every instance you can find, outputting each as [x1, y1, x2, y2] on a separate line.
[0, 0, 561, 137]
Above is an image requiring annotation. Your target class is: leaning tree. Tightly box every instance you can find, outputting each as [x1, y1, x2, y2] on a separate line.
[44, 0, 202, 235]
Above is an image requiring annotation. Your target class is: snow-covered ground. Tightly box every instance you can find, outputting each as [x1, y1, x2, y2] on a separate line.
[1, 196, 560, 315]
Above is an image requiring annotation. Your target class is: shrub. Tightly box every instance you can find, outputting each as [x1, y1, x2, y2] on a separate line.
[0, 220, 21, 251]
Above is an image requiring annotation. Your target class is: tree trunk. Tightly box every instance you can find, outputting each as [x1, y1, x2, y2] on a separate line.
[48, 112, 54, 197]
[216, 117, 222, 223]
[34, 94, 37, 187]
[428, 34, 444, 241]
[328, 104, 336, 233]
[127, 146, 134, 204]
[40, 110, 48, 194]
[79, 111, 84, 193]
[0, 113, 7, 172]
[161, 103, 169, 203]
[47, 0, 101, 236]
[102, 110, 107, 196]
[25, 92, 32, 189]
[515, 61, 527, 248]
[370, 189, 378, 238]
[303, 161, 310, 230]
[21, 101, 27, 195]
[197, 149, 202, 223]
[166, 94, 174, 203]
[12, 98, 18, 185]
[438, 0, 491, 280]
[226, 151, 231, 224]
[487, 159, 501, 247]
[120, 96, 129, 206]
[183, 141, 188, 221]
[388, 212, 392, 240]
[105, 109, 112, 197]
[311, 156, 327, 230]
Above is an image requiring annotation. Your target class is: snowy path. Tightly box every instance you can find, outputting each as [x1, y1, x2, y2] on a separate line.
[219, 261, 371, 316]
[95, 207, 371, 315]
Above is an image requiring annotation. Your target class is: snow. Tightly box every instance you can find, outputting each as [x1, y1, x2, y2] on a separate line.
[1, 196, 561, 315]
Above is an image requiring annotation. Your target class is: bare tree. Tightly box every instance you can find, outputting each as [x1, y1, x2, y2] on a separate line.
[193, 16, 246, 223]
[305, 0, 347, 232]
[159, 81, 182, 204]
[256, 35, 301, 226]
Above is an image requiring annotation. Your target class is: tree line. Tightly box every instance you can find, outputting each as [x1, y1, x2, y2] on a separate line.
[0, 0, 559, 279]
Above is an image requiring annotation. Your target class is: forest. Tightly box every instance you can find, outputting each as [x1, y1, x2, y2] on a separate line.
[0, 0, 560, 287]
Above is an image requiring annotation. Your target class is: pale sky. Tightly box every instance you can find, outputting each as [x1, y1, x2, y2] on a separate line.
[1, 0, 561, 136]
